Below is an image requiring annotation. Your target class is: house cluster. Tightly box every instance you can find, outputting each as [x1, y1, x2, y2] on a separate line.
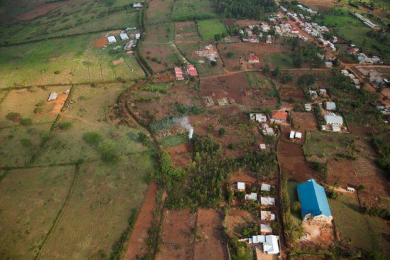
[307, 88, 329, 101]
[354, 12, 379, 30]
[174, 64, 198, 81]
[196, 45, 218, 63]
[236, 182, 280, 255]
[356, 67, 389, 88]
[106, 28, 141, 52]
[341, 69, 361, 89]
[295, 4, 317, 15]
[289, 130, 303, 140]
[239, 23, 273, 44]
[250, 110, 288, 136]
[347, 44, 382, 65]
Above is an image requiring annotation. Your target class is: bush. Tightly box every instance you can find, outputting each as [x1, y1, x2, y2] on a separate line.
[99, 141, 119, 163]
[20, 138, 32, 148]
[82, 132, 103, 147]
[20, 118, 32, 126]
[57, 121, 72, 130]
[6, 112, 21, 122]
[218, 127, 226, 137]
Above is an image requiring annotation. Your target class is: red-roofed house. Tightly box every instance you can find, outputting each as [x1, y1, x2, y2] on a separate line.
[248, 53, 260, 64]
[187, 64, 198, 77]
[270, 111, 288, 124]
[174, 67, 184, 80]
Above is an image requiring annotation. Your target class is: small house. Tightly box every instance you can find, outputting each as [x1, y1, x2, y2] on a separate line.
[295, 131, 302, 139]
[304, 103, 312, 112]
[259, 143, 267, 150]
[245, 193, 258, 201]
[261, 183, 271, 192]
[237, 182, 246, 192]
[324, 114, 343, 127]
[107, 36, 117, 44]
[133, 2, 143, 9]
[120, 32, 129, 41]
[48, 92, 58, 102]
[261, 196, 275, 206]
[270, 111, 288, 124]
[347, 187, 356, 193]
[289, 130, 295, 139]
[249, 235, 280, 255]
[187, 64, 198, 77]
[325, 101, 336, 111]
[261, 123, 274, 136]
[248, 53, 260, 64]
[174, 67, 184, 80]
[250, 113, 267, 123]
[261, 211, 275, 221]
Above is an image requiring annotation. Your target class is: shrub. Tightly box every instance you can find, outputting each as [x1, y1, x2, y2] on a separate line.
[20, 118, 32, 126]
[20, 138, 32, 148]
[58, 122, 72, 130]
[82, 132, 103, 147]
[6, 112, 21, 122]
[99, 141, 119, 163]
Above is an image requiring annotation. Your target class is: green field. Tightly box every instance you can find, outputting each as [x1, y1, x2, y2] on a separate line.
[0, 34, 144, 88]
[159, 134, 187, 147]
[329, 193, 389, 258]
[172, 0, 216, 21]
[245, 72, 273, 90]
[303, 131, 357, 162]
[265, 53, 294, 69]
[319, 8, 389, 60]
[197, 19, 227, 41]
[0, 0, 141, 45]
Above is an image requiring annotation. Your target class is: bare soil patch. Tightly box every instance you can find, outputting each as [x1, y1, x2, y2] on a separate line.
[95, 37, 108, 48]
[300, 219, 334, 247]
[298, 0, 336, 10]
[164, 143, 192, 167]
[194, 209, 228, 260]
[291, 112, 318, 131]
[279, 85, 306, 102]
[124, 183, 158, 259]
[155, 209, 196, 260]
[224, 208, 255, 238]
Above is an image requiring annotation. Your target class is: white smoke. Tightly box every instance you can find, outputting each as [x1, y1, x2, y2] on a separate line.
[174, 116, 194, 139]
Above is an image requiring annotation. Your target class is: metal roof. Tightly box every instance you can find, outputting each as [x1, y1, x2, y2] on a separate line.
[297, 179, 332, 218]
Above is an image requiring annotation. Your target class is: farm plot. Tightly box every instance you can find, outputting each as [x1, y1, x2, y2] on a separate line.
[155, 209, 196, 260]
[0, 86, 68, 127]
[140, 24, 181, 73]
[176, 42, 225, 76]
[174, 21, 201, 44]
[277, 136, 319, 182]
[37, 153, 153, 259]
[34, 83, 148, 165]
[0, 0, 140, 44]
[291, 112, 318, 131]
[172, 0, 217, 21]
[193, 209, 227, 260]
[0, 34, 144, 88]
[145, 0, 173, 25]
[218, 42, 289, 71]
[329, 193, 389, 259]
[0, 165, 75, 259]
[197, 19, 227, 41]
[278, 85, 306, 102]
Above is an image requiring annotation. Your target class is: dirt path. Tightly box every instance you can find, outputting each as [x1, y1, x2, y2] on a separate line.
[123, 183, 158, 259]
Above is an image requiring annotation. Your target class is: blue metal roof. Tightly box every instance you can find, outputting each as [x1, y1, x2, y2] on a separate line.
[297, 179, 332, 218]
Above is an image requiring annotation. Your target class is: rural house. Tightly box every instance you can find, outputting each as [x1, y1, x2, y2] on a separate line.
[174, 67, 184, 80]
[296, 179, 332, 221]
[107, 36, 117, 44]
[237, 182, 246, 192]
[270, 111, 288, 124]
[249, 235, 280, 255]
[248, 53, 260, 64]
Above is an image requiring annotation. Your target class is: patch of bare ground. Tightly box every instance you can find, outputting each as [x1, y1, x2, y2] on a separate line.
[123, 183, 158, 259]
[298, 0, 336, 11]
[164, 143, 192, 167]
[279, 85, 306, 102]
[291, 112, 318, 131]
[300, 219, 334, 248]
[155, 209, 196, 260]
[194, 209, 228, 260]
[277, 133, 319, 182]
[224, 208, 255, 238]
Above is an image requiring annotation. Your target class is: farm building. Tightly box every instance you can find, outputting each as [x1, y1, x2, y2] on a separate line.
[296, 179, 332, 221]
[245, 193, 258, 201]
[261, 183, 271, 192]
[261, 211, 275, 221]
[174, 67, 184, 80]
[48, 92, 58, 101]
[249, 235, 280, 255]
[325, 101, 336, 111]
[261, 196, 275, 206]
[270, 111, 288, 124]
[250, 113, 267, 123]
[107, 36, 117, 44]
[187, 64, 198, 77]
[237, 182, 246, 191]
[120, 32, 129, 41]
[248, 53, 260, 64]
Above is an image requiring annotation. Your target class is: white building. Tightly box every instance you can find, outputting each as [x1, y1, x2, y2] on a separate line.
[325, 101, 336, 111]
[250, 113, 267, 123]
[119, 32, 129, 41]
[48, 92, 58, 101]
[107, 36, 117, 44]
[237, 182, 246, 192]
[260, 224, 272, 234]
[261, 196, 275, 206]
[261, 210, 275, 221]
[324, 114, 343, 127]
[249, 235, 280, 255]
[245, 193, 258, 201]
[261, 183, 271, 192]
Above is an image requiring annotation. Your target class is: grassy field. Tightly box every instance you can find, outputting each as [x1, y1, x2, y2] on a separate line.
[145, 0, 173, 25]
[0, 0, 141, 44]
[329, 193, 389, 258]
[265, 53, 294, 69]
[287, 181, 303, 223]
[0, 33, 144, 88]
[245, 72, 273, 90]
[159, 134, 187, 147]
[319, 8, 389, 60]
[172, 0, 216, 21]
[197, 19, 227, 41]
[303, 131, 357, 162]
[0, 165, 76, 259]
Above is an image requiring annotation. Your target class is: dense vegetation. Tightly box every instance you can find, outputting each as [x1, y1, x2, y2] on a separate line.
[213, 0, 277, 19]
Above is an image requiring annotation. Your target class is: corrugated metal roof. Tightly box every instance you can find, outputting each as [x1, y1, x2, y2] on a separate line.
[297, 179, 332, 218]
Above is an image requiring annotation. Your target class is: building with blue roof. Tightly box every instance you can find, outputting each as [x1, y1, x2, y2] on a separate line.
[296, 179, 332, 221]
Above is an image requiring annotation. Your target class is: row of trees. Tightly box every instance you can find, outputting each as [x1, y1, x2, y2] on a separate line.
[212, 0, 278, 19]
